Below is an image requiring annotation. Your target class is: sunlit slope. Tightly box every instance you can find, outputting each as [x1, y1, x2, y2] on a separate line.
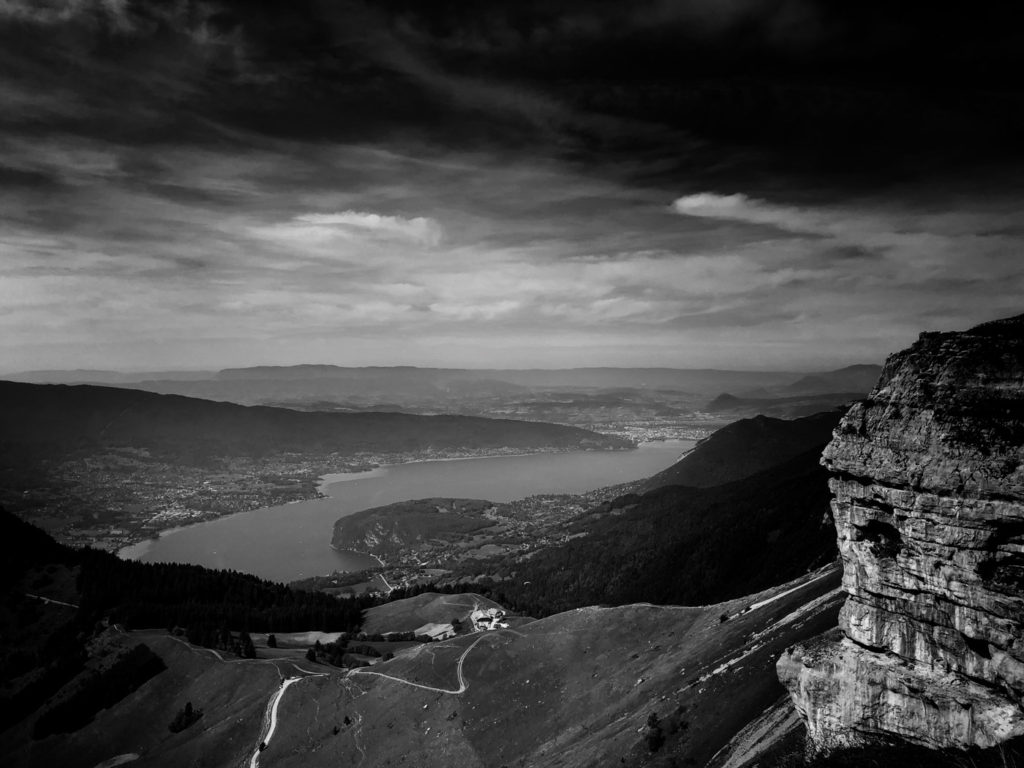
[269, 565, 843, 768]
[361, 592, 506, 634]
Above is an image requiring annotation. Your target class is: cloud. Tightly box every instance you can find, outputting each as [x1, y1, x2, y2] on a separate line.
[670, 192, 824, 234]
[293, 211, 443, 246]
[0, 0, 220, 37]
[1, 91, 1022, 372]
[0, 0, 128, 27]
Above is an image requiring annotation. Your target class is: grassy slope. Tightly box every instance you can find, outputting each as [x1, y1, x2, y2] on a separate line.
[268, 565, 842, 768]
[0, 567, 841, 768]
[361, 592, 506, 634]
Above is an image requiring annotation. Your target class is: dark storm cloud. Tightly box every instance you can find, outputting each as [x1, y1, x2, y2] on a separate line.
[359, 0, 1024, 181]
[1, 1, 1023, 371]
[5, 0, 1022, 177]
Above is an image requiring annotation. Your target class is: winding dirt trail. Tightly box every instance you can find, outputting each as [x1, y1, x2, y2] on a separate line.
[349, 630, 507, 695]
[249, 677, 299, 768]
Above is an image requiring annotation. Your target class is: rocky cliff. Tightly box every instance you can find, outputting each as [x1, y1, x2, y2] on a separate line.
[778, 314, 1024, 754]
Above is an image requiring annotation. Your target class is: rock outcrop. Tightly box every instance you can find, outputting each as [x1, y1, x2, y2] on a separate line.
[778, 314, 1024, 753]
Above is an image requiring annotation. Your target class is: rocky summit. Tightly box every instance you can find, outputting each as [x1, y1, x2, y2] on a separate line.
[778, 314, 1024, 754]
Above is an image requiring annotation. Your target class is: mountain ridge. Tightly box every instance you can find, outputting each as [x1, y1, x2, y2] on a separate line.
[0, 380, 629, 460]
[644, 410, 841, 491]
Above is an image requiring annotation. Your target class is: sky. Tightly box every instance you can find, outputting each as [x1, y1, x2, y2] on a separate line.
[2, 0, 1023, 372]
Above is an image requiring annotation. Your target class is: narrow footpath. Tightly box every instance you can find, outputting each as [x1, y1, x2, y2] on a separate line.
[249, 677, 301, 768]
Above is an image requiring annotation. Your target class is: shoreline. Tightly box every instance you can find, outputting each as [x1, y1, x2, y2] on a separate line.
[117, 439, 688, 564]
[315, 466, 389, 494]
[330, 544, 387, 569]
[116, 443, 642, 561]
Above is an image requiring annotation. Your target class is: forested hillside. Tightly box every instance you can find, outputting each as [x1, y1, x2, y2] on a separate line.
[471, 448, 837, 617]
[644, 410, 840, 490]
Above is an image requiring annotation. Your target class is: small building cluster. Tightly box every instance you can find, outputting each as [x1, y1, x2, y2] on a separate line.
[471, 607, 508, 631]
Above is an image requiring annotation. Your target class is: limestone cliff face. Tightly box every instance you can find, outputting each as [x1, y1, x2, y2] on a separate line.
[778, 314, 1024, 753]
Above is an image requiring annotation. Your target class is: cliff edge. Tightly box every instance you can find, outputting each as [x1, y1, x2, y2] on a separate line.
[777, 314, 1024, 754]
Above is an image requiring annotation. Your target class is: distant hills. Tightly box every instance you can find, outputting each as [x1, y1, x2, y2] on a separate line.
[780, 364, 882, 395]
[0, 381, 629, 462]
[5, 364, 808, 390]
[701, 364, 881, 418]
[703, 392, 865, 419]
[2, 364, 878, 410]
[1, 369, 214, 384]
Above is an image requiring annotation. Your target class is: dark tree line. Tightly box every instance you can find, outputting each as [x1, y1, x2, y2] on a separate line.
[31, 644, 165, 739]
[74, 548, 376, 633]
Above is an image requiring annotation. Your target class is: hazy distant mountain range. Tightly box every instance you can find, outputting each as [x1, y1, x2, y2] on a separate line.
[3, 364, 880, 403]
[2, 365, 882, 432]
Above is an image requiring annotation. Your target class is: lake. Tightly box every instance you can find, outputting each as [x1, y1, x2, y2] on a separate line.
[119, 440, 693, 582]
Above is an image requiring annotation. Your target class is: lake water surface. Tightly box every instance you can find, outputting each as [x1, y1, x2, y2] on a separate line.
[119, 440, 693, 582]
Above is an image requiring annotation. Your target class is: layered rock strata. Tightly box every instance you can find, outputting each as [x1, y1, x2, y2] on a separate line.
[778, 314, 1024, 753]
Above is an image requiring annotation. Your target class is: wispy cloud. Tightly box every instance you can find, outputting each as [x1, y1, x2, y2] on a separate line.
[671, 193, 822, 233]
[293, 211, 443, 246]
[3, 138, 1023, 370]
